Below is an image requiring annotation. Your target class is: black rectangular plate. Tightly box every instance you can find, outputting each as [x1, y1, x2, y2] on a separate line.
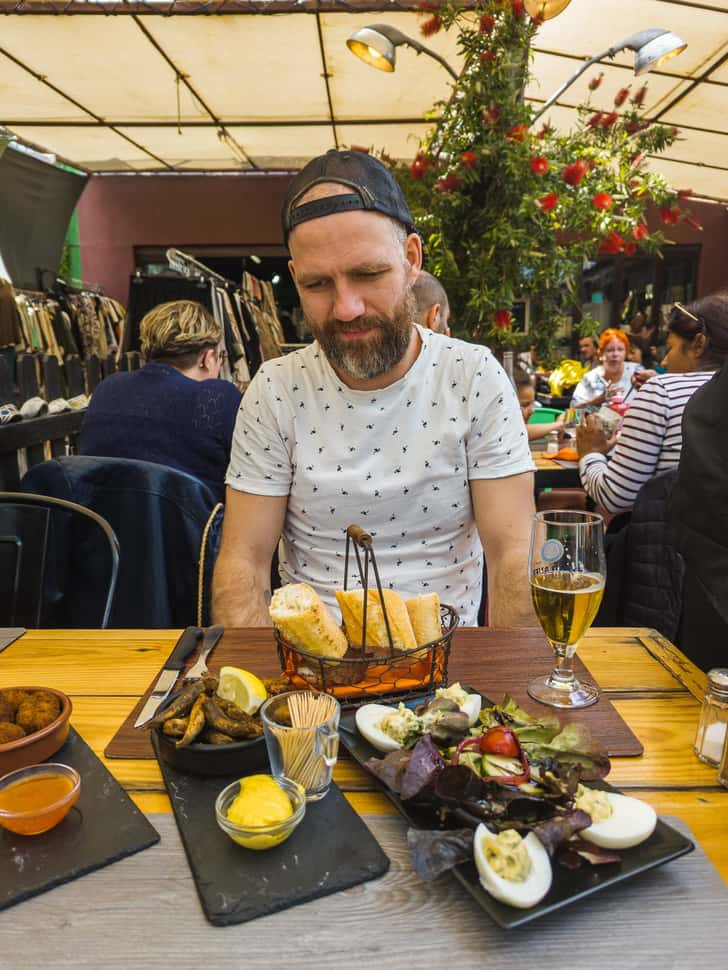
[340, 693, 694, 930]
[0, 727, 160, 911]
[153, 733, 390, 926]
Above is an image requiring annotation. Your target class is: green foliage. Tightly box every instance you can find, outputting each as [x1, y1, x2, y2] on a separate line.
[386, 0, 700, 350]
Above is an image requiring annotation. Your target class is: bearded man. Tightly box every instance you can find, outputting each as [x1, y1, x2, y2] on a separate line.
[212, 150, 535, 628]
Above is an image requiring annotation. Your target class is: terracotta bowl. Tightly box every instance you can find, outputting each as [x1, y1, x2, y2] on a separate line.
[0, 687, 72, 777]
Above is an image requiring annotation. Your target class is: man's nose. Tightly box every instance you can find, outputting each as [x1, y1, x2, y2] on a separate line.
[333, 283, 365, 322]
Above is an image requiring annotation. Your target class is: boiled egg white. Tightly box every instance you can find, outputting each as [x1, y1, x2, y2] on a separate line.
[473, 824, 552, 909]
[460, 693, 482, 727]
[578, 790, 657, 850]
[355, 703, 402, 753]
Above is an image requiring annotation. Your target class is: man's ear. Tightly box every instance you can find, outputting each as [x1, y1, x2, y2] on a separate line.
[425, 304, 442, 333]
[404, 232, 423, 283]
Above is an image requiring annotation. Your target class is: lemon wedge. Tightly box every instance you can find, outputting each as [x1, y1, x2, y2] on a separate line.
[217, 666, 268, 715]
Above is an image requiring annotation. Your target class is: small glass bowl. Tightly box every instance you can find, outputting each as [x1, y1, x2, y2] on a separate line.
[215, 775, 305, 851]
[0, 762, 81, 836]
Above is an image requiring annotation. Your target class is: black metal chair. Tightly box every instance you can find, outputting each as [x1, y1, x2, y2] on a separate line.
[0, 491, 119, 628]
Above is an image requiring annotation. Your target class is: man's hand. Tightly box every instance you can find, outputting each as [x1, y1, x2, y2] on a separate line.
[575, 414, 612, 457]
[471, 472, 536, 629]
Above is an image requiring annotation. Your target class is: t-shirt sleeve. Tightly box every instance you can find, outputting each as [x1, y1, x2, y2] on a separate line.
[466, 353, 535, 480]
[225, 369, 292, 496]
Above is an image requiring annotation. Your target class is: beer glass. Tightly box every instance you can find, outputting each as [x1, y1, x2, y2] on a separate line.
[528, 510, 606, 709]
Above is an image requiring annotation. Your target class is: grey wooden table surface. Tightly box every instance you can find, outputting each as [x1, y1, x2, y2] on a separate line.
[2, 813, 726, 970]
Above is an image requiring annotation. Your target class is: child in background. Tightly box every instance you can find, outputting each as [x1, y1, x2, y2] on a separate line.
[513, 364, 565, 442]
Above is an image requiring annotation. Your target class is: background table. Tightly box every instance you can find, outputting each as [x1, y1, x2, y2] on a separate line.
[3, 626, 725, 885]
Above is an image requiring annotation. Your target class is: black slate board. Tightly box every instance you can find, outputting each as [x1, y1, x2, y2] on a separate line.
[153, 733, 390, 926]
[340, 699, 694, 930]
[0, 727, 160, 912]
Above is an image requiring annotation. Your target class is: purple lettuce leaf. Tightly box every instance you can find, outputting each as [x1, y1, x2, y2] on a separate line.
[400, 735, 447, 801]
[363, 748, 412, 795]
[407, 827, 475, 880]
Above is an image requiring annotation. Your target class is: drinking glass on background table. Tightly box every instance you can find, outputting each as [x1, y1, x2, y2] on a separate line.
[260, 691, 340, 802]
[528, 510, 606, 709]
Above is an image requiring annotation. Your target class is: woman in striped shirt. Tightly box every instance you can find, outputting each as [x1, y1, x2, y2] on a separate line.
[575, 293, 728, 513]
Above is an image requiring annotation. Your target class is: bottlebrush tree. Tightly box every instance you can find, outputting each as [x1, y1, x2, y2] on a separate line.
[389, 0, 701, 354]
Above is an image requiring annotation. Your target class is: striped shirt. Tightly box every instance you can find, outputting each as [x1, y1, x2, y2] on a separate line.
[579, 370, 716, 513]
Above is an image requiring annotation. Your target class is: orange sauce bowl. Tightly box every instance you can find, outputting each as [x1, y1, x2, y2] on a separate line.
[0, 762, 81, 836]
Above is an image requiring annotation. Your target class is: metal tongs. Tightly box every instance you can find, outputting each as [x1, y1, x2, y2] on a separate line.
[344, 524, 396, 657]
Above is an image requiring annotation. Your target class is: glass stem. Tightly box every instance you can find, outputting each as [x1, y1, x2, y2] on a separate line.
[549, 642, 577, 688]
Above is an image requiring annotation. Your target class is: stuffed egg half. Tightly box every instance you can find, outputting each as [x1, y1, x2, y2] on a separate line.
[355, 703, 416, 753]
[474, 824, 552, 909]
[575, 786, 657, 849]
[434, 683, 482, 726]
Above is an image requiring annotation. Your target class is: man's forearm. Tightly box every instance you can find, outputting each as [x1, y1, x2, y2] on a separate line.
[487, 548, 536, 628]
[211, 554, 272, 627]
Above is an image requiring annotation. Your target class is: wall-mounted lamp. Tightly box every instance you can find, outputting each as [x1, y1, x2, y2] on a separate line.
[531, 28, 687, 123]
[346, 23, 459, 81]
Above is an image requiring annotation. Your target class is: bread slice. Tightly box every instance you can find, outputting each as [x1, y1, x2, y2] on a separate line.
[405, 593, 442, 647]
[269, 583, 348, 658]
[336, 588, 417, 653]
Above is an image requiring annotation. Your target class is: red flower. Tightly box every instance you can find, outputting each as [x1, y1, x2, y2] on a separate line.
[598, 231, 625, 255]
[631, 84, 648, 106]
[614, 86, 631, 107]
[511, 0, 525, 15]
[460, 150, 477, 169]
[530, 156, 549, 175]
[411, 158, 427, 179]
[631, 152, 645, 168]
[479, 13, 495, 33]
[562, 160, 587, 186]
[623, 242, 637, 256]
[531, 11, 545, 26]
[506, 124, 528, 143]
[494, 309, 512, 330]
[660, 205, 680, 225]
[480, 50, 497, 63]
[592, 192, 613, 211]
[677, 188, 693, 199]
[482, 104, 501, 126]
[420, 15, 442, 36]
[600, 111, 619, 128]
[684, 212, 703, 231]
[536, 123, 554, 140]
[625, 121, 648, 135]
[587, 112, 603, 128]
[537, 192, 558, 212]
[588, 73, 604, 91]
[436, 174, 460, 193]
[416, 0, 440, 8]
[632, 223, 649, 241]
[672, 127, 680, 138]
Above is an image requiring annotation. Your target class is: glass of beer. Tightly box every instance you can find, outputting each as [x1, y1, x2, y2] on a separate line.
[527, 510, 606, 709]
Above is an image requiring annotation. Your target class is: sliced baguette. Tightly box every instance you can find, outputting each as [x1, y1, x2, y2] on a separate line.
[269, 582, 348, 658]
[405, 592, 442, 647]
[336, 588, 417, 653]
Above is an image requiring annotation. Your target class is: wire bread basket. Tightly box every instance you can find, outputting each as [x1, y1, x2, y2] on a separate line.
[275, 524, 459, 706]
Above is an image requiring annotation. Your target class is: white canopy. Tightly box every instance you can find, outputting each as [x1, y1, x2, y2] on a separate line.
[1, 0, 727, 199]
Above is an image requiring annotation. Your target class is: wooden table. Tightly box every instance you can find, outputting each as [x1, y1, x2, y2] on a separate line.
[532, 450, 581, 489]
[3, 626, 725, 885]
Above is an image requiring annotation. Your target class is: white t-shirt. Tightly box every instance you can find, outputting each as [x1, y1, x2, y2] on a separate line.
[226, 325, 534, 625]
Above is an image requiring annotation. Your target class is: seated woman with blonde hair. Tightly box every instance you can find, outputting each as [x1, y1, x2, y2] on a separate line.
[80, 300, 242, 498]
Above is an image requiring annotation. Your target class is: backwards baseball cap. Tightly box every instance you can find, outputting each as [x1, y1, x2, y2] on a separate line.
[282, 149, 416, 245]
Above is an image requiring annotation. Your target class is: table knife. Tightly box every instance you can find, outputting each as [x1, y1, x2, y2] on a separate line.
[134, 627, 203, 728]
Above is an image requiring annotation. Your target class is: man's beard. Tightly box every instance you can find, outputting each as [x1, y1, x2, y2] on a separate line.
[308, 287, 416, 381]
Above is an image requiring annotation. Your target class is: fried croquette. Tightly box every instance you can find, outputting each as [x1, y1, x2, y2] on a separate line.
[0, 688, 30, 711]
[0, 721, 26, 744]
[15, 697, 61, 734]
[0, 698, 15, 722]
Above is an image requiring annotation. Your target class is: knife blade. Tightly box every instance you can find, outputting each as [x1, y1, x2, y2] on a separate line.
[184, 625, 224, 681]
[134, 627, 203, 728]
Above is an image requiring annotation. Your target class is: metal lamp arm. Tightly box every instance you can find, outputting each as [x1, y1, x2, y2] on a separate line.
[529, 29, 664, 125]
[379, 24, 460, 81]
